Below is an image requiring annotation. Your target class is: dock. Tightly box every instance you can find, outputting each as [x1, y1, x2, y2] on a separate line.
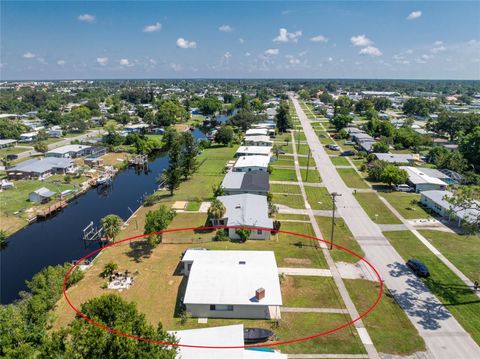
[36, 201, 68, 218]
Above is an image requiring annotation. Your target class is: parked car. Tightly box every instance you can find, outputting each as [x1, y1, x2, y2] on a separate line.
[406, 259, 430, 278]
[395, 184, 415, 192]
[327, 144, 340, 151]
[341, 150, 356, 156]
[319, 134, 327, 138]
[6, 154, 18, 160]
[344, 141, 355, 145]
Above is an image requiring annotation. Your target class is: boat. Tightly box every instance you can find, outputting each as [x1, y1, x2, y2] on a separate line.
[96, 174, 111, 186]
[243, 328, 274, 344]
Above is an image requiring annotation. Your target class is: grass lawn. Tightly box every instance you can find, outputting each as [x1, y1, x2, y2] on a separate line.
[315, 217, 365, 263]
[296, 144, 311, 156]
[330, 156, 350, 166]
[297, 156, 314, 167]
[319, 136, 335, 145]
[351, 159, 365, 170]
[293, 131, 307, 141]
[355, 193, 402, 224]
[163, 213, 212, 243]
[272, 193, 305, 209]
[300, 169, 321, 183]
[277, 142, 293, 154]
[384, 231, 480, 345]
[0, 146, 31, 157]
[337, 168, 369, 189]
[270, 168, 298, 182]
[381, 192, 432, 219]
[281, 276, 345, 308]
[185, 201, 201, 212]
[275, 213, 310, 221]
[419, 230, 480, 283]
[345, 279, 426, 354]
[270, 183, 301, 194]
[271, 155, 294, 167]
[304, 186, 332, 210]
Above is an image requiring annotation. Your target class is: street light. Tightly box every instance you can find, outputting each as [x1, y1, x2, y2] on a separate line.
[330, 192, 342, 250]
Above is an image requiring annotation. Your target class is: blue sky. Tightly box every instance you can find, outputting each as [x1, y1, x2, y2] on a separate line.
[1, 1, 479, 80]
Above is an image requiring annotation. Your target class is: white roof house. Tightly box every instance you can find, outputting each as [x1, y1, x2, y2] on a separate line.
[0, 139, 17, 148]
[243, 135, 273, 147]
[233, 155, 271, 172]
[374, 153, 419, 164]
[169, 325, 286, 359]
[45, 145, 91, 158]
[217, 193, 273, 230]
[246, 129, 269, 137]
[182, 250, 282, 319]
[400, 166, 448, 193]
[236, 146, 271, 157]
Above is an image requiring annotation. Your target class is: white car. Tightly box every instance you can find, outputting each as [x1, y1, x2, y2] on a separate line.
[395, 184, 414, 192]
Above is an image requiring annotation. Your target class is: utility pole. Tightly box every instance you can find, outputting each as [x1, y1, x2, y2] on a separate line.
[330, 192, 342, 250]
[296, 129, 300, 152]
[305, 149, 311, 181]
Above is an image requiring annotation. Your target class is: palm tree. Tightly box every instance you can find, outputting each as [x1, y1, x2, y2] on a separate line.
[101, 214, 123, 242]
[207, 199, 226, 225]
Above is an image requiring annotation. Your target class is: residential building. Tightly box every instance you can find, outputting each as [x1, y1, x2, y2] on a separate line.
[233, 155, 271, 173]
[400, 166, 448, 192]
[29, 187, 56, 203]
[373, 153, 420, 165]
[7, 157, 75, 180]
[45, 145, 91, 158]
[245, 128, 269, 137]
[235, 146, 271, 157]
[243, 135, 273, 147]
[214, 194, 273, 240]
[19, 132, 37, 142]
[124, 123, 149, 133]
[0, 139, 17, 149]
[181, 250, 282, 319]
[221, 171, 269, 196]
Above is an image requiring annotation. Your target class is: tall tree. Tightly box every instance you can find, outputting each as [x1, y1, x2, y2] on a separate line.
[163, 132, 182, 195]
[180, 131, 199, 179]
[101, 214, 123, 242]
[207, 198, 226, 224]
[144, 205, 176, 247]
[380, 165, 408, 186]
[446, 186, 480, 234]
[214, 125, 235, 145]
[275, 101, 293, 133]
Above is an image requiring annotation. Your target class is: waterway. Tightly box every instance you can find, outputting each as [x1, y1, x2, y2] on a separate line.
[1, 130, 206, 304]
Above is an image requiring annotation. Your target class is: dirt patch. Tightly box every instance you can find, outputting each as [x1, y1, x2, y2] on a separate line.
[285, 257, 312, 265]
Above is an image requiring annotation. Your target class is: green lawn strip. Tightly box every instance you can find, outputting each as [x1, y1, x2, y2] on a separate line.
[355, 192, 402, 224]
[304, 186, 332, 210]
[297, 156, 314, 167]
[293, 131, 307, 142]
[351, 159, 365, 170]
[277, 142, 293, 154]
[383, 231, 480, 345]
[296, 144, 311, 156]
[418, 230, 480, 283]
[345, 279, 426, 355]
[270, 184, 301, 194]
[319, 136, 335, 145]
[330, 156, 350, 166]
[380, 192, 432, 219]
[275, 213, 309, 221]
[315, 217, 365, 263]
[0, 146, 31, 157]
[281, 276, 345, 308]
[163, 213, 212, 243]
[272, 192, 306, 209]
[270, 168, 298, 182]
[300, 169, 321, 183]
[185, 201, 201, 212]
[336, 168, 369, 189]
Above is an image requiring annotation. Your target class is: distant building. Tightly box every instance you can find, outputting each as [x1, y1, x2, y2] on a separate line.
[233, 155, 271, 173]
[29, 187, 56, 203]
[19, 132, 37, 142]
[400, 166, 448, 192]
[45, 145, 91, 158]
[235, 146, 271, 157]
[0, 139, 17, 149]
[7, 157, 75, 180]
[124, 123, 149, 133]
[245, 128, 269, 137]
[181, 250, 282, 319]
[221, 171, 269, 196]
[243, 135, 273, 147]
[373, 153, 420, 165]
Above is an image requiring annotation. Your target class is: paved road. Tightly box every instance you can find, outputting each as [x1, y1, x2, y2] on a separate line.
[291, 95, 480, 359]
[15, 129, 104, 159]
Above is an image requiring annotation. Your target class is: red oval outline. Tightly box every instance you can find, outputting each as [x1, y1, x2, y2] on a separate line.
[63, 225, 383, 349]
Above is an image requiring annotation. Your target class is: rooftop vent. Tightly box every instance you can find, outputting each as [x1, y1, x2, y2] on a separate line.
[239, 261, 246, 265]
[255, 288, 265, 301]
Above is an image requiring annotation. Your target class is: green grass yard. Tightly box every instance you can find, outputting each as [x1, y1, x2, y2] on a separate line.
[270, 168, 298, 182]
[330, 156, 350, 166]
[300, 169, 321, 183]
[337, 168, 369, 189]
[281, 276, 345, 308]
[304, 186, 333, 210]
[355, 192, 402, 224]
[272, 192, 306, 209]
[381, 192, 432, 219]
[270, 183, 301, 194]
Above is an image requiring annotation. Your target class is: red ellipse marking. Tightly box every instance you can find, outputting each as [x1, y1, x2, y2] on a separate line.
[64, 225, 383, 349]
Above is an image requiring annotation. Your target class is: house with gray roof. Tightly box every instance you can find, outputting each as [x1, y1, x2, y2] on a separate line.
[221, 171, 269, 196]
[374, 153, 420, 165]
[7, 157, 74, 180]
[214, 194, 273, 240]
[29, 187, 56, 203]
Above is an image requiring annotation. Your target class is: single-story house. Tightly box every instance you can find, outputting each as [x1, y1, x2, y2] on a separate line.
[124, 123, 149, 133]
[245, 128, 269, 137]
[420, 190, 479, 228]
[233, 155, 271, 173]
[243, 135, 273, 147]
[214, 193, 273, 240]
[45, 145, 91, 158]
[7, 157, 75, 180]
[400, 166, 448, 193]
[350, 132, 376, 152]
[181, 250, 282, 319]
[19, 132, 37, 142]
[235, 146, 271, 157]
[373, 153, 420, 165]
[48, 128, 63, 138]
[29, 187, 56, 203]
[0, 139, 17, 149]
[253, 122, 276, 130]
[221, 171, 269, 196]
[170, 324, 286, 359]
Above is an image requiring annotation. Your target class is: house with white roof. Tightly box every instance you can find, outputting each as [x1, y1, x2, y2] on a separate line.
[420, 190, 479, 228]
[181, 250, 282, 319]
[215, 193, 273, 240]
[7, 157, 75, 180]
[233, 155, 271, 173]
[373, 153, 420, 165]
[236, 146, 271, 157]
[243, 135, 273, 147]
[19, 132, 37, 142]
[400, 166, 448, 193]
[45, 145, 91, 158]
[246, 128, 269, 137]
[169, 324, 286, 359]
[0, 139, 17, 149]
[221, 171, 269, 196]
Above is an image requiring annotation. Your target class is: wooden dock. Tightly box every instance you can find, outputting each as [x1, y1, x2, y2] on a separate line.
[36, 201, 68, 218]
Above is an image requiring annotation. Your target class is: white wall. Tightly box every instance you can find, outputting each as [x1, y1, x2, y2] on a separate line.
[185, 303, 280, 319]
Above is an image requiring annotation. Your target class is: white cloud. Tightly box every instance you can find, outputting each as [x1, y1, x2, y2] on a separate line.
[222, 52, 232, 64]
[78, 14, 95, 23]
[219, 24, 233, 32]
[170, 63, 183, 72]
[407, 11, 422, 20]
[149, 58, 157, 65]
[405, 49, 413, 54]
[176, 37, 197, 49]
[287, 56, 300, 65]
[430, 45, 446, 54]
[57, 59, 66, 66]
[244, 52, 251, 57]
[96, 57, 108, 66]
[350, 35, 373, 47]
[23, 52, 36, 59]
[264, 48, 279, 56]
[359, 46, 382, 57]
[239, 38, 245, 44]
[434, 41, 443, 46]
[311, 35, 328, 43]
[281, 10, 293, 15]
[273, 28, 302, 43]
[37, 57, 47, 65]
[422, 54, 434, 60]
[328, 57, 333, 62]
[143, 22, 161, 33]
[119, 58, 131, 66]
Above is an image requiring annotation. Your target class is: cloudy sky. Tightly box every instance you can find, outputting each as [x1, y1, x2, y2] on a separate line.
[1, 1, 479, 80]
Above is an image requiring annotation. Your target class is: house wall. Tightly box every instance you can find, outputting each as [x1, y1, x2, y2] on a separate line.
[228, 228, 270, 240]
[185, 303, 280, 319]
[233, 166, 267, 173]
[223, 189, 268, 196]
[243, 141, 273, 147]
[414, 183, 447, 193]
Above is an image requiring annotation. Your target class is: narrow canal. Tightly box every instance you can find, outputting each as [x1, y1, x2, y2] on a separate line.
[1, 129, 207, 304]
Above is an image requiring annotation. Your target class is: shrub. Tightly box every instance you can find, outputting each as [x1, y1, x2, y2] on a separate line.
[213, 229, 229, 241]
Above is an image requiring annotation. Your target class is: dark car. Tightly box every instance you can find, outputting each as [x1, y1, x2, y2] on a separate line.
[6, 154, 18, 160]
[406, 259, 430, 278]
[341, 150, 356, 156]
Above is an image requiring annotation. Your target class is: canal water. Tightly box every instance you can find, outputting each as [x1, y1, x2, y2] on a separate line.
[1, 130, 206, 304]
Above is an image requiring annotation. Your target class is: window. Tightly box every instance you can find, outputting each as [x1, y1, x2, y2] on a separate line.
[210, 305, 233, 311]
[257, 229, 262, 235]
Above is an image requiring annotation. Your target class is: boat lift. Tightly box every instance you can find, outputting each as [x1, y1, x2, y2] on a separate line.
[82, 221, 104, 248]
